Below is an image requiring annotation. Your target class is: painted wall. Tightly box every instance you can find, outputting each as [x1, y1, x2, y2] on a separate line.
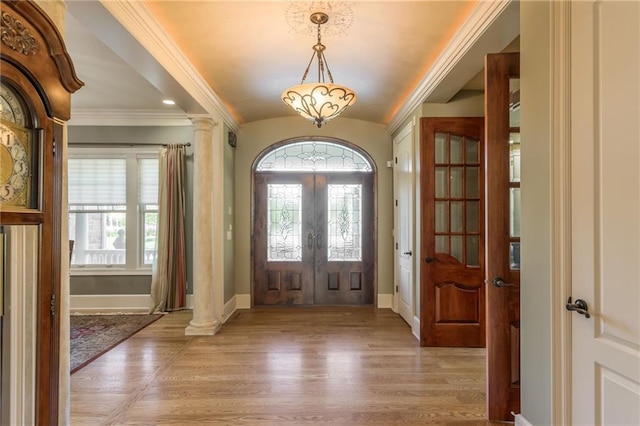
[67, 126, 195, 295]
[223, 125, 236, 303]
[421, 90, 484, 117]
[234, 116, 393, 300]
[520, 1, 553, 424]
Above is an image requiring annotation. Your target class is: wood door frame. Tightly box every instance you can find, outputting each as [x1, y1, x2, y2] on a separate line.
[250, 137, 378, 307]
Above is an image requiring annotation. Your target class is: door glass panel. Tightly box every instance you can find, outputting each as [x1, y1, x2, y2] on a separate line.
[435, 167, 448, 197]
[450, 167, 463, 198]
[510, 133, 521, 183]
[510, 187, 521, 238]
[466, 167, 479, 198]
[466, 138, 479, 164]
[435, 235, 448, 254]
[466, 235, 480, 267]
[466, 201, 479, 233]
[450, 235, 463, 262]
[327, 184, 362, 261]
[435, 201, 448, 233]
[450, 201, 463, 233]
[510, 242, 521, 270]
[256, 141, 373, 172]
[509, 78, 520, 127]
[435, 133, 448, 164]
[450, 135, 463, 163]
[267, 184, 302, 261]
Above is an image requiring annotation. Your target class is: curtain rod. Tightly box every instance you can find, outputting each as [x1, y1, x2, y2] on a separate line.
[70, 142, 191, 147]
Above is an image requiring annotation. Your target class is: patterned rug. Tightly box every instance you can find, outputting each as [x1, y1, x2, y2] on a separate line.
[70, 314, 162, 374]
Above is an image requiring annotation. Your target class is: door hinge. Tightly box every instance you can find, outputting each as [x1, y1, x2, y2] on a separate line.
[396, 285, 399, 292]
[52, 138, 57, 157]
[50, 293, 56, 317]
[395, 199, 398, 207]
[395, 242, 398, 249]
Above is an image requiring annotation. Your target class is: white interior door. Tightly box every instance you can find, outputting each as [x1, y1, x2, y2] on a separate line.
[394, 125, 414, 327]
[570, 1, 640, 424]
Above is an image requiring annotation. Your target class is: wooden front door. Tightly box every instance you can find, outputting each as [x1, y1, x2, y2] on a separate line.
[485, 52, 520, 421]
[420, 117, 485, 347]
[253, 172, 374, 305]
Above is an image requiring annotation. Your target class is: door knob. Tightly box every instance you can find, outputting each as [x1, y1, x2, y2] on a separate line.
[425, 256, 435, 263]
[403, 251, 412, 256]
[566, 297, 591, 319]
[492, 276, 515, 288]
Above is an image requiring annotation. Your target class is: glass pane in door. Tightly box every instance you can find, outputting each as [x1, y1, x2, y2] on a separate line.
[327, 184, 362, 261]
[267, 184, 302, 261]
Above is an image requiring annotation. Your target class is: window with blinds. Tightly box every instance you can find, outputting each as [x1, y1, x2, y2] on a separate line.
[68, 153, 159, 270]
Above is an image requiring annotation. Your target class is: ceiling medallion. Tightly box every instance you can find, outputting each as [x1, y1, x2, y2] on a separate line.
[281, 11, 357, 128]
[285, 1, 354, 37]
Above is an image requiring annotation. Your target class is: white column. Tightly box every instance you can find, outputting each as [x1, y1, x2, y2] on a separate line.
[186, 117, 221, 335]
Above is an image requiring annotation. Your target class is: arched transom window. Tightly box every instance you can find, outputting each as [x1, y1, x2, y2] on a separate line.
[256, 141, 373, 172]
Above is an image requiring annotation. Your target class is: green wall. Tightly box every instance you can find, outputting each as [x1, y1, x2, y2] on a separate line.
[223, 125, 236, 303]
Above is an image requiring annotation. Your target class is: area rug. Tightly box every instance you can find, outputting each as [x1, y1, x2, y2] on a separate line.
[70, 314, 162, 374]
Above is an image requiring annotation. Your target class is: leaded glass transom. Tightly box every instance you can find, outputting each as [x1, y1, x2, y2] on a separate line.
[327, 184, 362, 261]
[267, 184, 303, 261]
[256, 141, 372, 172]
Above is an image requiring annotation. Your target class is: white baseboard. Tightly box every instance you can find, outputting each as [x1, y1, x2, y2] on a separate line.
[412, 315, 420, 341]
[514, 414, 532, 426]
[70, 294, 152, 314]
[235, 294, 251, 309]
[378, 293, 393, 308]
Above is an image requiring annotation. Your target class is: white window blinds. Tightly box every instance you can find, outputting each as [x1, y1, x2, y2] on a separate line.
[138, 158, 159, 204]
[68, 158, 126, 205]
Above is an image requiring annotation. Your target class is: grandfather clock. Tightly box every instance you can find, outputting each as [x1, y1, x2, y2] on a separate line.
[1, 1, 82, 424]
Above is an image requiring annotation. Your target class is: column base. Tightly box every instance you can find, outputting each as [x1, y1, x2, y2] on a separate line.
[185, 319, 221, 336]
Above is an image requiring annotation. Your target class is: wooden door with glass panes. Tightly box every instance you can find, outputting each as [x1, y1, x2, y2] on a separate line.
[485, 52, 520, 421]
[420, 117, 485, 347]
[253, 172, 374, 305]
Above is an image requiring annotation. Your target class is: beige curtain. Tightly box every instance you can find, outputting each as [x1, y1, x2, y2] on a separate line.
[151, 144, 187, 312]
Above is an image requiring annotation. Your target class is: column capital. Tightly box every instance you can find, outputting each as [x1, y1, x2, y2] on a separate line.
[189, 115, 218, 130]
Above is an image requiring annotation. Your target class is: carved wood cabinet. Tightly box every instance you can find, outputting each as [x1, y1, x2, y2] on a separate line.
[1, 1, 82, 424]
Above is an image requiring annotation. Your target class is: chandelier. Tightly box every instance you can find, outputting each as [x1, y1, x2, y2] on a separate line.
[281, 12, 357, 128]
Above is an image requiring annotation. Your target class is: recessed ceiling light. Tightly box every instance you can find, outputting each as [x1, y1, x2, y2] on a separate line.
[162, 99, 175, 105]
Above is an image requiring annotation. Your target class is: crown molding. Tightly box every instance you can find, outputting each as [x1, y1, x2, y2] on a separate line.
[388, 0, 515, 134]
[99, 0, 240, 134]
[68, 109, 192, 127]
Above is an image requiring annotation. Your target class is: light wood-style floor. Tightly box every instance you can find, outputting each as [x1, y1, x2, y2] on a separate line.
[71, 308, 491, 425]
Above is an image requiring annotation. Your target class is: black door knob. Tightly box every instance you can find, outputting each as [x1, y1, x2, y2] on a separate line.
[425, 256, 434, 263]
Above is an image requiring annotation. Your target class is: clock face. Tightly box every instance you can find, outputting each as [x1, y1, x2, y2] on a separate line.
[0, 82, 33, 209]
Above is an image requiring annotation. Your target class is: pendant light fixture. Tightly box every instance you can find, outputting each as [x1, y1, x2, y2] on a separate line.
[281, 12, 357, 128]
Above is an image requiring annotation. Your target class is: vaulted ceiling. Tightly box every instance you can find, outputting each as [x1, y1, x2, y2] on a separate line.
[64, 1, 520, 132]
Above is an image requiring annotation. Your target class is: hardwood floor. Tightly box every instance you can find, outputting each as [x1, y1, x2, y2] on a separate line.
[70, 308, 491, 425]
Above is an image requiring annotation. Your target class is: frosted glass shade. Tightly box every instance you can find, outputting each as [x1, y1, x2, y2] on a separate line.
[282, 83, 357, 128]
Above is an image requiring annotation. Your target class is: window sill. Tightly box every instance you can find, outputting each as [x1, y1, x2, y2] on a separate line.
[70, 268, 153, 277]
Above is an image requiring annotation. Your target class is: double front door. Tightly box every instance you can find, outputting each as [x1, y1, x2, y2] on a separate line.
[253, 173, 374, 305]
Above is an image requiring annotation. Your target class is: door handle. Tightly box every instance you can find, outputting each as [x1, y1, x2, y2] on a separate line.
[492, 277, 515, 288]
[307, 232, 314, 249]
[316, 232, 322, 249]
[403, 251, 412, 256]
[566, 297, 591, 319]
[425, 256, 435, 263]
